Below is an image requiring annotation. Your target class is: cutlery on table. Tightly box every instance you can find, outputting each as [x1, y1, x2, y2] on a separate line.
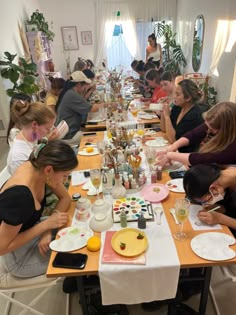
[154, 207, 163, 225]
[169, 208, 179, 225]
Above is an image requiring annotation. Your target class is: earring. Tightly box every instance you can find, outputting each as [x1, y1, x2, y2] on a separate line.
[32, 127, 38, 141]
[46, 176, 52, 186]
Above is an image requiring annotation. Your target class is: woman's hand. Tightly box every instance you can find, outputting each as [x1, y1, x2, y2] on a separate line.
[162, 102, 171, 118]
[45, 211, 68, 230]
[198, 210, 221, 225]
[38, 231, 52, 256]
[156, 152, 171, 168]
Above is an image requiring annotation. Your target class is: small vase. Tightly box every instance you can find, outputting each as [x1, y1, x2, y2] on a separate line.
[111, 174, 126, 199]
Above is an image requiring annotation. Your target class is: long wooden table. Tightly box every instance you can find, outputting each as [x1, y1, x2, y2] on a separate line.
[46, 131, 236, 314]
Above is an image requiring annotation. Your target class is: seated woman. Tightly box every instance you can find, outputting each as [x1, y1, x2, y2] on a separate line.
[7, 93, 31, 147]
[7, 101, 58, 175]
[158, 101, 236, 166]
[143, 69, 167, 103]
[0, 140, 78, 277]
[161, 79, 203, 150]
[45, 77, 66, 111]
[183, 164, 236, 237]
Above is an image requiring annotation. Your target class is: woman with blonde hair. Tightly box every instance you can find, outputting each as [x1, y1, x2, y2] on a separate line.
[7, 101, 58, 175]
[158, 101, 236, 166]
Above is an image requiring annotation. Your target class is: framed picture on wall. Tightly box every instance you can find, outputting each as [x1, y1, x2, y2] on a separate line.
[61, 26, 79, 50]
[81, 31, 93, 45]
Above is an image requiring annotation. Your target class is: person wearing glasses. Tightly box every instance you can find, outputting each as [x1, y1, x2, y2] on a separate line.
[183, 164, 236, 236]
[157, 102, 236, 167]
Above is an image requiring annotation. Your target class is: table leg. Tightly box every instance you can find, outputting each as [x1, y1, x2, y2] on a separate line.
[76, 276, 89, 315]
[198, 267, 212, 315]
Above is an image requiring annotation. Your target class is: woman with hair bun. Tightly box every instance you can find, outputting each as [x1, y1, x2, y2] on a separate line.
[0, 140, 78, 277]
[146, 33, 162, 68]
[45, 77, 66, 111]
[7, 101, 57, 175]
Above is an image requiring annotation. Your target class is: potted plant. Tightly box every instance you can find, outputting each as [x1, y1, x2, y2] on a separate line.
[0, 51, 39, 97]
[26, 9, 55, 41]
[154, 21, 187, 75]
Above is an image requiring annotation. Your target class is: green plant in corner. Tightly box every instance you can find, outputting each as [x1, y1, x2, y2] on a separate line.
[0, 51, 39, 97]
[27, 9, 55, 41]
[154, 21, 187, 75]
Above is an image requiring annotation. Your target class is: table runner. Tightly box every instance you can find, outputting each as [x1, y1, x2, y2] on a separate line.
[98, 204, 180, 305]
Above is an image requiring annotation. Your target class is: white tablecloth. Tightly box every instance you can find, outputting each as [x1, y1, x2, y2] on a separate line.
[98, 204, 180, 305]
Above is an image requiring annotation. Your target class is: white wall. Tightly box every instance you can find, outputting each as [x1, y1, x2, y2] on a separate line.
[0, 0, 41, 136]
[39, 0, 96, 78]
[176, 0, 236, 102]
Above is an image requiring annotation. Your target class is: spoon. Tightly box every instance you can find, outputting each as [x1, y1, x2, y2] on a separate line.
[169, 208, 180, 225]
[154, 207, 163, 225]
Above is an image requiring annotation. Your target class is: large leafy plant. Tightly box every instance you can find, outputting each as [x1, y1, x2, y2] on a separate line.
[0, 51, 39, 97]
[154, 21, 187, 75]
[27, 9, 55, 41]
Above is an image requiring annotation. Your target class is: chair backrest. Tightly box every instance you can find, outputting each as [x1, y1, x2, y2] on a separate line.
[0, 166, 11, 188]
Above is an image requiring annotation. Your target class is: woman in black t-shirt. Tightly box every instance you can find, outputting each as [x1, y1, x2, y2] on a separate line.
[0, 140, 78, 277]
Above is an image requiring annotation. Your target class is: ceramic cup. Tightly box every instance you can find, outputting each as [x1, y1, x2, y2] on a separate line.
[76, 197, 91, 211]
[91, 199, 110, 215]
[89, 212, 113, 232]
[76, 208, 90, 221]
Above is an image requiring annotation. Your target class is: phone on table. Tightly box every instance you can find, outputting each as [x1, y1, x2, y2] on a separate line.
[83, 132, 97, 136]
[53, 253, 88, 269]
[169, 171, 186, 179]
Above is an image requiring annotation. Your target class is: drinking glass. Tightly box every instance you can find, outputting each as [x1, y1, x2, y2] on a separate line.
[174, 198, 190, 241]
[137, 123, 145, 137]
[144, 147, 156, 171]
[97, 141, 108, 166]
[90, 169, 102, 199]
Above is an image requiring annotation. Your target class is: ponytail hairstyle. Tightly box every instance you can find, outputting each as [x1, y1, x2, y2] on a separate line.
[136, 60, 145, 73]
[29, 139, 78, 172]
[183, 164, 222, 201]
[148, 33, 157, 47]
[7, 94, 31, 144]
[11, 101, 56, 128]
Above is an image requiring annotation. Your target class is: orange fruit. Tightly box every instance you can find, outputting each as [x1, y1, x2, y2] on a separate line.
[86, 147, 94, 153]
[87, 236, 101, 252]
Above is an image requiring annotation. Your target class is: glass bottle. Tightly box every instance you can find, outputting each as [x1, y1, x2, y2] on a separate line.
[138, 213, 146, 229]
[120, 209, 127, 228]
[157, 166, 163, 180]
[111, 174, 126, 199]
[151, 170, 157, 183]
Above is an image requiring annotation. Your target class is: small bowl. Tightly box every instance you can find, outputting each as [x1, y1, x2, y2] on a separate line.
[91, 199, 110, 215]
[89, 213, 113, 232]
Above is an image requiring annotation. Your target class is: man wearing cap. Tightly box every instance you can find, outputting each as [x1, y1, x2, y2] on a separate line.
[56, 71, 100, 143]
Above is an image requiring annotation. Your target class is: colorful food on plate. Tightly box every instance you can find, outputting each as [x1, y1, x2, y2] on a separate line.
[120, 242, 126, 250]
[87, 236, 101, 252]
[153, 187, 160, 193]
[137, 233, 145, 240]
[86, 147, 94, 153]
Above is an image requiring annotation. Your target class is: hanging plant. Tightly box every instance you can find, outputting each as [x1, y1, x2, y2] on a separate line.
[26, 9, 55, 41]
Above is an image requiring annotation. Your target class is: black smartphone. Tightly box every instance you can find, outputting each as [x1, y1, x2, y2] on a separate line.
[83, 132, 97, 136]
[86, 122, 98, 125]
[53, 253, 88, 269]
[169, 171, 186, 179]
[84, 171, 90, 177]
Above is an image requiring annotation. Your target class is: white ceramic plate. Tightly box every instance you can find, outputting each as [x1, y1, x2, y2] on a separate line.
[166, 178, 185, 193]
[149, 103, 163, 111]
[145, 138, 169, 147]
[140, 114, 156, 120]
[49, 225, 93, 252]
[78, 148, 99, 156]
[190, 232, 236, 261]
[87, 119, 105, 123]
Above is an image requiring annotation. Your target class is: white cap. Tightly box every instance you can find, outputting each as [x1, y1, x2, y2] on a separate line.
[71, 71, 92, 84]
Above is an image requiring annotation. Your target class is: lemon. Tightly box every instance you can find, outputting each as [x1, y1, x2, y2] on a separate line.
[86, 147, 94, 153]
[87, 236, 101, 252]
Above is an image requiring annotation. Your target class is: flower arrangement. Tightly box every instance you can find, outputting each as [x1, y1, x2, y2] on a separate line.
[107, 68, 123, 94]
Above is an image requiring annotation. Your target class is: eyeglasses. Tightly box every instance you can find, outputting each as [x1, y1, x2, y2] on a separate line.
[192, 192, 213, 205]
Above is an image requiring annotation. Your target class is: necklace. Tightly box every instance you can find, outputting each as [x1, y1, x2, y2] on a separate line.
[19, 131, 37, 149]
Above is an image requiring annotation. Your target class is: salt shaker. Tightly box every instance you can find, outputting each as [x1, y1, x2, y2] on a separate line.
[120, 209, 127, 228]
[138, 213, 146, 229]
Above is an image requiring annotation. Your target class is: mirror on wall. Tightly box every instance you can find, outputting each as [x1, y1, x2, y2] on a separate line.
[192, 15, 205, 72]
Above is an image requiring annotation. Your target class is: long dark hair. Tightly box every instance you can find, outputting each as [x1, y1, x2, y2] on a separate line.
[29, 140, 78, 172]
[183, 164, 221, 200]
[55, 79, 77, 111]
[148, 33, 157, 47]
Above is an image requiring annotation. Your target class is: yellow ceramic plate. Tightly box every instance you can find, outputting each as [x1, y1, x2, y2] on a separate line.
[111, 228, 148, 257]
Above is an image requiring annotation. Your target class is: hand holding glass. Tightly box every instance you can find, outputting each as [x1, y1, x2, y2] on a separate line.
[174, 198, 190, 241]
